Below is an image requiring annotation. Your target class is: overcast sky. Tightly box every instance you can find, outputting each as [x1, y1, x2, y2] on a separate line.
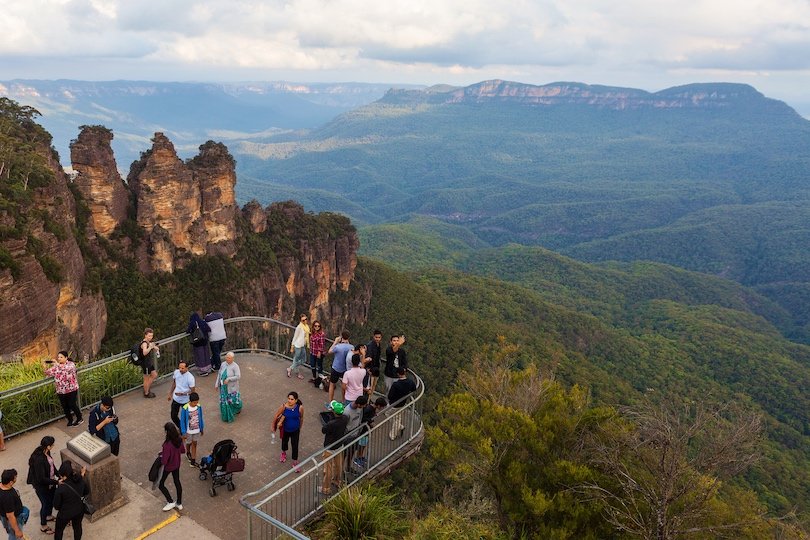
[2, 0, 809, 114]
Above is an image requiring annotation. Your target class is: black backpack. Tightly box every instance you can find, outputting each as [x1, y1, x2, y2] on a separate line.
[128, 341, 145, 367]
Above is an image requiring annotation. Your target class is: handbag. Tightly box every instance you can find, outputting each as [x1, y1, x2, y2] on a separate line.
[190, 322, 206, 346]
[148, 454, 162, 482]
[64, 482, 95, 516]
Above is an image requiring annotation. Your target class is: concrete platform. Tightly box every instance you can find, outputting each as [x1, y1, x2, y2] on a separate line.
[1, 353, 339, 539]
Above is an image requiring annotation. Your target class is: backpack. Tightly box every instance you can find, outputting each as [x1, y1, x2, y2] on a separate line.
[128, 341, 145, 367]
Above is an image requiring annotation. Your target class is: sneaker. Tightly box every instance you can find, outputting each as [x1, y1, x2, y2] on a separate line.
[67, 420, 75, 427]
[297, 374, 305, 380]
[176, 504, 183, 511]
[280, 451, 287, 463]
[74, 418, 84, 426]
[352, 458, 363, 469]
[292, 460, 301, 473]
[286, 367, 292, 377]
[199, 371, 210, 377]
[162, 502, 176, 511]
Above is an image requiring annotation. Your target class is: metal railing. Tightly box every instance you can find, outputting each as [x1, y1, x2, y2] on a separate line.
[0, 316, 295, 438]
[240, 371, 425, 539]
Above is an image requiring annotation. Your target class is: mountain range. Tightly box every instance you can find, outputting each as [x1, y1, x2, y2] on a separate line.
[233, 79, 810, 342]
[0, 79, 410, 169]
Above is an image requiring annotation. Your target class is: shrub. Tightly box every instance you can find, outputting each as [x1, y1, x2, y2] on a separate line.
[315, 485, 408, 540]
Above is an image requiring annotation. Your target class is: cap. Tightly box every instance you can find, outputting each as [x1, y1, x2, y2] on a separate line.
[330, 401, 345, 415]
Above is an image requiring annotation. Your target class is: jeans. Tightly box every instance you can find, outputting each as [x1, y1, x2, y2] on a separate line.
[158, 469, 182, 504]
[281, 429, 300, 460]
[290, 347, 307, 374]
[54, 513, 83, 540]
[310, 353, 323, 378]
[57, 391, 82, 424]
[209, 339, 225, 371]
[34, 485, 54, 526]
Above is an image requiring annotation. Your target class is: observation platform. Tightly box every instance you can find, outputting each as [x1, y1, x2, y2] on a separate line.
[1, 317, 424, 539]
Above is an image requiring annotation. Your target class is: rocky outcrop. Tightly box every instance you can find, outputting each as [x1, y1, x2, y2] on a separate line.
[127, 133, 238, 272]
[0, 142, 107, 363]
[70, 126, 129, 238]
[242, 200, 268, 234]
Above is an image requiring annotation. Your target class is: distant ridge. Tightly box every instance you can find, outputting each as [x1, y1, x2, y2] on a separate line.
[382, 79, 798, 114]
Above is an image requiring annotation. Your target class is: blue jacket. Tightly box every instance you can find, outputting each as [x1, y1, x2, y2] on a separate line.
[179, 403, 205, 436]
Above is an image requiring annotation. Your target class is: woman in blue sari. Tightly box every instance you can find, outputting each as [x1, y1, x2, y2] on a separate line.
[215, 352, 242, 422]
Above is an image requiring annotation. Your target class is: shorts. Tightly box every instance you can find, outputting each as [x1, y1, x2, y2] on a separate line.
[358, 435, 369, 447]
[329, 368, 344, 384]
[368, 366, 380, 377]
[184, 432, 201, 442]
[141, 361, 156, 375]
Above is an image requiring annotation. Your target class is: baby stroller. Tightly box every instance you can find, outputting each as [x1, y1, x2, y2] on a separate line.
[198, 439, 245, 496]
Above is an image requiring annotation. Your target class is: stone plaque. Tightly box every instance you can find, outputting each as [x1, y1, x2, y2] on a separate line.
[67, 431, 111, 464]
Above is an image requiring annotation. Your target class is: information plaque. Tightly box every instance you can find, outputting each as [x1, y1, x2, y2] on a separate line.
[66, 431, 111, 464]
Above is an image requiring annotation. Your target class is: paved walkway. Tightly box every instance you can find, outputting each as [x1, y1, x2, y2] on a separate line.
[1, 353, 338, 539]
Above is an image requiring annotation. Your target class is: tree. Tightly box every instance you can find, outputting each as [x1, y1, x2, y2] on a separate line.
[582, 399, 764, 539]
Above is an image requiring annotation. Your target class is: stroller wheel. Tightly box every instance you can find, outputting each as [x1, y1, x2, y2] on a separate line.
[199, 472, 207, 481]
[227, 482, 235, 491]
[209, 487, 217, 497]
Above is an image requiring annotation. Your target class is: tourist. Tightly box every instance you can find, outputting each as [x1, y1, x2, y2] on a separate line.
[26, 436, 58, 534]
[215, 352, 242, 422]
[272, 391, 304, 472]
[88, 396, 120, 456]
[179, 392, 205, 468]
[0, 469, 27, 540]
[327, 331, 353, 405]
[204, 311, 227, 372]
[186, 311, 211, 376]
[52, 462, 89, 540]
[43, 351, 83, 427]
[288, 313, 310, 379]
[341, 351, 367, 405]
[353, 397, 387, 469]
[365, 330, 383, 394]
[320, 401, 348, 496]
[168, 361, 196, 430]
[387, 367, 417, 440]
[309, 320, 326, 382]
[158, 423, 185, 511]
[383, 334, 408, 394]
[140, 328, 160, 398]
[343, 394, 368, 470]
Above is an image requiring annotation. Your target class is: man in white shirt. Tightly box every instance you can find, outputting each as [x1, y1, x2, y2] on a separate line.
[168, 361, 196, 429]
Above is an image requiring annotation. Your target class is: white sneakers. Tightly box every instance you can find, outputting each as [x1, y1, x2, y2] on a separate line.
[162, 502, 176, 511]
[176, 504, 183, 511]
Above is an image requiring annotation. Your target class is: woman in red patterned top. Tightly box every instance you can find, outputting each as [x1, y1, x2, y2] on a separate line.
[309, 321, 326, 383]
[44, 351, 83, 427]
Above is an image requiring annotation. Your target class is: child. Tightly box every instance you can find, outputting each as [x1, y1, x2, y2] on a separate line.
[179, 392, 204, 467]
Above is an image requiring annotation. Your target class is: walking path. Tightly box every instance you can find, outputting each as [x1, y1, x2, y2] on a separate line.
[2, 353, 337, 539]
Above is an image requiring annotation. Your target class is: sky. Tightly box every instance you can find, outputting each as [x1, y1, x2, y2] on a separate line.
[2, 0, 809, 115]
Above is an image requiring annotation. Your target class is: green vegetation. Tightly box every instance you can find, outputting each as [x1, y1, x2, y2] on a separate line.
[237, 88, 810, 334]
[314, 485, 409, 539]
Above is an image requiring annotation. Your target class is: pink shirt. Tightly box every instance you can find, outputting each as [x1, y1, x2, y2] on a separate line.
[342, 366, 367, 402]
[45, 361, 79, 394]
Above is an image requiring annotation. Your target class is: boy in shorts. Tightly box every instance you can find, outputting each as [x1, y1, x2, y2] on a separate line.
[180, 392, 205, 467]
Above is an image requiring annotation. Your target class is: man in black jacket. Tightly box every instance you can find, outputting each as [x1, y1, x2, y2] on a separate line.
[365, 330, 383, 393]
[387, 367, 417, 440]
[320, 402, 349, 496]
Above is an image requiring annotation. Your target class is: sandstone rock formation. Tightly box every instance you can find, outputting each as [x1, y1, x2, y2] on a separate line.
[0, 141, 107, 363]
[70, 126, 129, 238]
[127, 133, 238, 272]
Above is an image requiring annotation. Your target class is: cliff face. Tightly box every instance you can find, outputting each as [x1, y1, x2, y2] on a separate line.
[127, 133, 238, 272]
[70, 126, 129, 238]
[233, 200, 365, 330]
[2, 119, 366, 361]
[0, 141, 107, 363]
[383, 80, 795, 113]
